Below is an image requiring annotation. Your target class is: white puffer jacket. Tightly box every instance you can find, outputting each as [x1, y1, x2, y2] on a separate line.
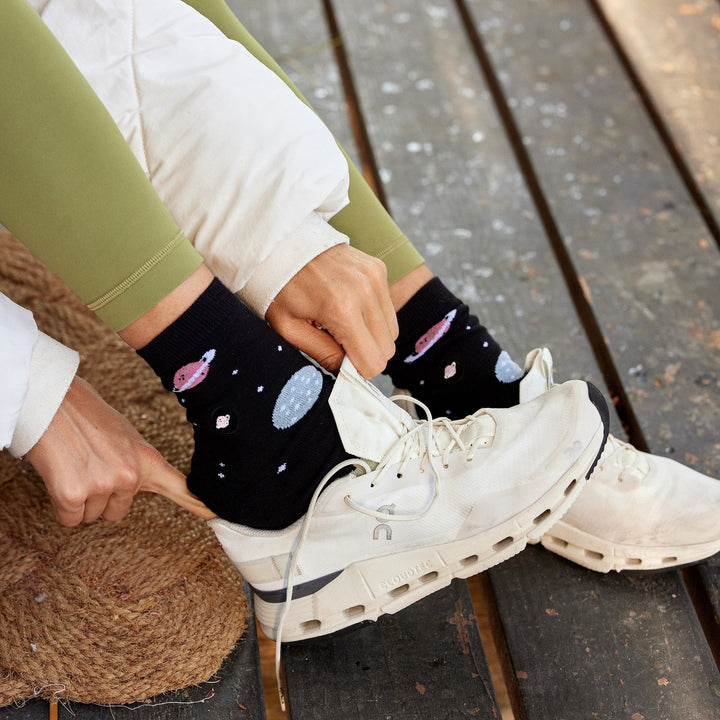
[4, 0, 351, 455]
[30, 0, 351, 317]
[0, 292, 79, 456]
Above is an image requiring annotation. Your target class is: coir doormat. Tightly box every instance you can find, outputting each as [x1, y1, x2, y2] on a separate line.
[0, 232, 248, 705]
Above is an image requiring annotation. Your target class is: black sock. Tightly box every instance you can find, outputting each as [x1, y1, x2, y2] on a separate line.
[384, 278, 524, 418]
[138, 279, 351, 529]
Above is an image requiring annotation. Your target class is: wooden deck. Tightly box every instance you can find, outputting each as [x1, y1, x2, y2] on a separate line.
[8, 0, 719, 718]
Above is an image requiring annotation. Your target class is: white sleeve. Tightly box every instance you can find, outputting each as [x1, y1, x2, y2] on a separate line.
[1, 290, 79, 457]
[237, 211, 349, 317]
[0, 292, 38, 450]
[8, 332, 80, 458]
[32, 0, 352, 317]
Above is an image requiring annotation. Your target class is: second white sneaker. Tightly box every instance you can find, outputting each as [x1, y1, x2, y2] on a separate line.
[522, 348, 720, 572]
[211, 357, 608, 641]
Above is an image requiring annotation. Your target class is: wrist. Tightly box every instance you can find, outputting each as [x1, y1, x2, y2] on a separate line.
[118, 264, 214, 349]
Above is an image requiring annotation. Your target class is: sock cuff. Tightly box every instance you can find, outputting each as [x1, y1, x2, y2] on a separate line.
[137, 277, 243, 381]
[388, 278, 469, 370]
[396, 277, 468, 325]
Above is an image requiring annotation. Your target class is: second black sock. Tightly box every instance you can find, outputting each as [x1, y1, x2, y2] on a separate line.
[384, 278, 524, 418]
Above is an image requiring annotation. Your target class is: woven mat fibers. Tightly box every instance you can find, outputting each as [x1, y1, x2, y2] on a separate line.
[0, 232, 248, 705]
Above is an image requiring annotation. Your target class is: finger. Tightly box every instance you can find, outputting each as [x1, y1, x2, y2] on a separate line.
[53, 499, 85, 527]
[360, 299, 397, 364]
[141, 461, 216, 520]
[367, 259, 399, 340]
[276, 319, 346, 374]
[330, 318, 389, 378]
[102, 491, 135, 522]
[82, 494, 108, 524]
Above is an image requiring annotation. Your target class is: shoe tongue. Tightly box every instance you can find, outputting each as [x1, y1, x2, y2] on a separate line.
[519, 347, 554, 403]
[329, 357, 413, 462]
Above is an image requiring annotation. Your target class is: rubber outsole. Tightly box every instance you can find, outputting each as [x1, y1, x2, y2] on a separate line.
[539, 524, 720, 573]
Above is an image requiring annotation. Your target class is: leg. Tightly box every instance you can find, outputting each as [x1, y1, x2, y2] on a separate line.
[181, 0, 424, 286]
[184, 0, 524, 415]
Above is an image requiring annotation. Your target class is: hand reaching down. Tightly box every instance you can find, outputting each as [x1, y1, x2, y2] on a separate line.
[26, 376, 215, 525]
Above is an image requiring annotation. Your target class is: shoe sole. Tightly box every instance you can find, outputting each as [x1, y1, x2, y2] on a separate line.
[539, 524, 720, 573]
[255, 388, 609, 641]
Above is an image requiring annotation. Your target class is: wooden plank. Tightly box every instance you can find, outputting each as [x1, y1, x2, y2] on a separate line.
[595, 0, 720, 228]
[489, 545, 720, 720]
[282, 579, 500, 720]
[0, 700, 48, 720]
[457, 0, 720, 712]
[329, 0, 616, 411]
[57, 585, 265, 720]
[330, 0, 720, 716]
[228, 3, 500, 717]
[464, 0, 720, 470]
[224, 0, 359, 166]
[464, 0, 720, 629]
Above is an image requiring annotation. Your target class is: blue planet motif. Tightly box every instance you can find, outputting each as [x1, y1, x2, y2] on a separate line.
[272, 365, 324, 429]
[494, 351, 524, 383]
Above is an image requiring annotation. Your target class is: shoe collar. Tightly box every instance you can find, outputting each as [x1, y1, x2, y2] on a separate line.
[519, 347, 554, 403]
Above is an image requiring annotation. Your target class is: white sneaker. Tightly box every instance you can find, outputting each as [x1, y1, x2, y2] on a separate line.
[210, 357, 608, 642]
[521, 348, 720, 572]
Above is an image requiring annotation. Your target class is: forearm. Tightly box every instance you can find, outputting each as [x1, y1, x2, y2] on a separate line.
[0, 0, 202, 331]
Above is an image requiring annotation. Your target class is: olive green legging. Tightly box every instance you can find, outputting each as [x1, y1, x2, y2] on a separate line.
[0, 0, 423, 332]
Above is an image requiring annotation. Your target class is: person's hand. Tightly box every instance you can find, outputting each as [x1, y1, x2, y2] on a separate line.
[26, 376, 215, 525]
[266, 245, 398, 378]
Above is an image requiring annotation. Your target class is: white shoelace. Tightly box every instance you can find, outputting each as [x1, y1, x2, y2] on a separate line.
[274, 396, 484, 709]
[600, 435, 650, 481]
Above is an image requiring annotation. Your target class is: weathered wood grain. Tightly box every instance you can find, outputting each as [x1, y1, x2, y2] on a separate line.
[282, 580, 500, 720]
[464, 0, 720, 642]
[464, 0, 720, 471]
[490, 545, 720, 720]
[0, 700, 48, 720]
[596, 0, 720, 227]
[327, 0, 720, 716]
[330, 0, 613, 408]
[225, 0, 359, 167]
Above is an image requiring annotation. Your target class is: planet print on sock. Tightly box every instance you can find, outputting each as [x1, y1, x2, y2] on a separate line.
[215, 414, 231, 430]
[272, 365, 324, 429]
[173, 349, 216, 392]
[494, 350, 524, 383]
[404, 309, 457, 363]
[444, 361, 457, 379]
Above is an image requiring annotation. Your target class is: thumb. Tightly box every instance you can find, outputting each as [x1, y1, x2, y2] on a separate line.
[141, 456, 216, 520]
[279, 320, 346, 374]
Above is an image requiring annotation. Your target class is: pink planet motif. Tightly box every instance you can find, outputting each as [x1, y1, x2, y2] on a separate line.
[173, 349, 216, 392]
[404, 309, 457, 363]
[215, 413, 231, 430]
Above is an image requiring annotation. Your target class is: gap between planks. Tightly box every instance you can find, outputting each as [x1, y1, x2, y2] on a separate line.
[257, 574, 515, 720]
